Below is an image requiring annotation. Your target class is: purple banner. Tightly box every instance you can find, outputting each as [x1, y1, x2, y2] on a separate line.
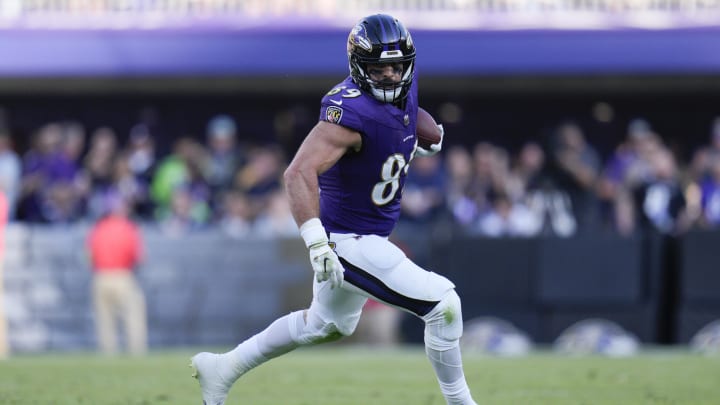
[1, 27, 719, 77]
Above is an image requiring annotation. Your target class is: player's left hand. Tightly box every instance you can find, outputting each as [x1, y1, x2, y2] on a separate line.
[415, 124, 444, 157]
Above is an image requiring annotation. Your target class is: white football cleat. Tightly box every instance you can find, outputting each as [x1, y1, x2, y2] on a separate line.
[190, 352, 233, 405]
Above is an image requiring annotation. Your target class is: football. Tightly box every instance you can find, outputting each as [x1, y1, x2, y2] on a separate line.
[417, 107, 442, 149]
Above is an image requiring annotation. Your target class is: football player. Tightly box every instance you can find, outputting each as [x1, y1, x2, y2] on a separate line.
[191, 14, 477, 405]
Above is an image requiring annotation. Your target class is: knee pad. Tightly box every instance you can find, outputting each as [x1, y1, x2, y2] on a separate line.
[422, 290, 463, 351]
[288, 309, 355, 346]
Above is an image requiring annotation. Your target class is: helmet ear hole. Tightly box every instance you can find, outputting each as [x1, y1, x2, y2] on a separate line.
[347, 14, 415, 103]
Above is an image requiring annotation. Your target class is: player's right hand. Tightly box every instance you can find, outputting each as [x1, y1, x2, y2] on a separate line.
[307, 241, 344, 289]
[300, 217, 344, 289]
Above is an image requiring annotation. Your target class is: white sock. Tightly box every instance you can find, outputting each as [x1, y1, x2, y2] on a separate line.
[426, 345, 476, 405]
[220, 311, 305, 381]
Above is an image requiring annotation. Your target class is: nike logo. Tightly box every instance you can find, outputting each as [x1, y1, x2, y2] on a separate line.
[402, 135, 414, 142]
[330, 99, 343, 106]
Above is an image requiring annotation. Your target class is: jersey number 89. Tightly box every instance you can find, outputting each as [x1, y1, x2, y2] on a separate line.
[326, 86, 362, 98]
[371, 153, 410, 206]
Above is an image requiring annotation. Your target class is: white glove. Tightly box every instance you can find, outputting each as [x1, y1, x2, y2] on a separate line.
[415, 124, 444, 157]
[300, 218, 344, 288]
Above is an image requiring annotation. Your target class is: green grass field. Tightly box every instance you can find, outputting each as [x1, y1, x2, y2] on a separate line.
[0, 346, 718, 404]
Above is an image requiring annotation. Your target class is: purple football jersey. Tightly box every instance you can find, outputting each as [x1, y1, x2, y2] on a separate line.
[317, 76, 419, 237]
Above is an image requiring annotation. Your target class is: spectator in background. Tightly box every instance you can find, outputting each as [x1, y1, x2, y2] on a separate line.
[400, 153, 446, 224]
[0, 130, 21, 220]
[608, 186, 637, 236]
[84, 127, 117, 188]
[604, 119, 658, 186]
[451, 142, 510, 228]
[157, 183, 210, 237]
[546, 121, 601, 232]
[234, 144, 284, 220]
[524, 164, 578, 237]
[43, 178, 84, 223]
[150, 136, 207, 216]
[444, 145, 476, 226]
[204, 115, 244, 197]
[253, 189, 297, 238]
[470, 142, 509, 212]
[598, 119, 662, 234]
[111, 152, 150, 218]
[507, 141, 545, 202]
[132, 106, 163, 154]
[152, 136, 211, 234]
[698, 156, 720, 227]
[20, 123, 84, 223]
[632, 148, 689, 234]
[87, 197, 147, 356]
[126, 124, 157, 219]
[474, 190, 542, 237]
[218, 188, 254, 239]
[61, 121, 86, 167]
[127, 124, 157, 182]
[55, 122, 89, 221]
[18, 124, 58, 221]
[689, 116, 720, 183]
[84, 127, 119, 220]
[481, 141, 549, 236]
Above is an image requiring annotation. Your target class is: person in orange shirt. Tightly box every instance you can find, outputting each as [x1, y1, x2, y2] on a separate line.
[87, 197, 147, 355]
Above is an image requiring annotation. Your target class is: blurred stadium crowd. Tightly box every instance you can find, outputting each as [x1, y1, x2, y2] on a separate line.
[2, 109, 719, 239]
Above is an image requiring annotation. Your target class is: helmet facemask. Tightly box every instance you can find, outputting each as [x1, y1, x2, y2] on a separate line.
[351, 59, 414, 103]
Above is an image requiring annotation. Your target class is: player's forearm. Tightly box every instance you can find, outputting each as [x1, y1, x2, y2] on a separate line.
[284, 165, 321, 227]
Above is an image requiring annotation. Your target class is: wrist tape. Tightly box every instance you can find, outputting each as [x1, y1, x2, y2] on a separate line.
[300, 217, 328, 249]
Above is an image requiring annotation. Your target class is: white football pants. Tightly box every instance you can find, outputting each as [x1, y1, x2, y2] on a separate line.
[303, 232, 456, 340]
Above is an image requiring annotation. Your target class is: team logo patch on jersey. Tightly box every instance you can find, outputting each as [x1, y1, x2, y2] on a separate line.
[326, 106, 343, 124]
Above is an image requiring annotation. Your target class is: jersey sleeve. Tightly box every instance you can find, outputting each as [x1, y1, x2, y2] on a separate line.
[318, 83, 366, 134]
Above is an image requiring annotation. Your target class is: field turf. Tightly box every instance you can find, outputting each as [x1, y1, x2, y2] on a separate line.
[0, 346, 718, 404]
